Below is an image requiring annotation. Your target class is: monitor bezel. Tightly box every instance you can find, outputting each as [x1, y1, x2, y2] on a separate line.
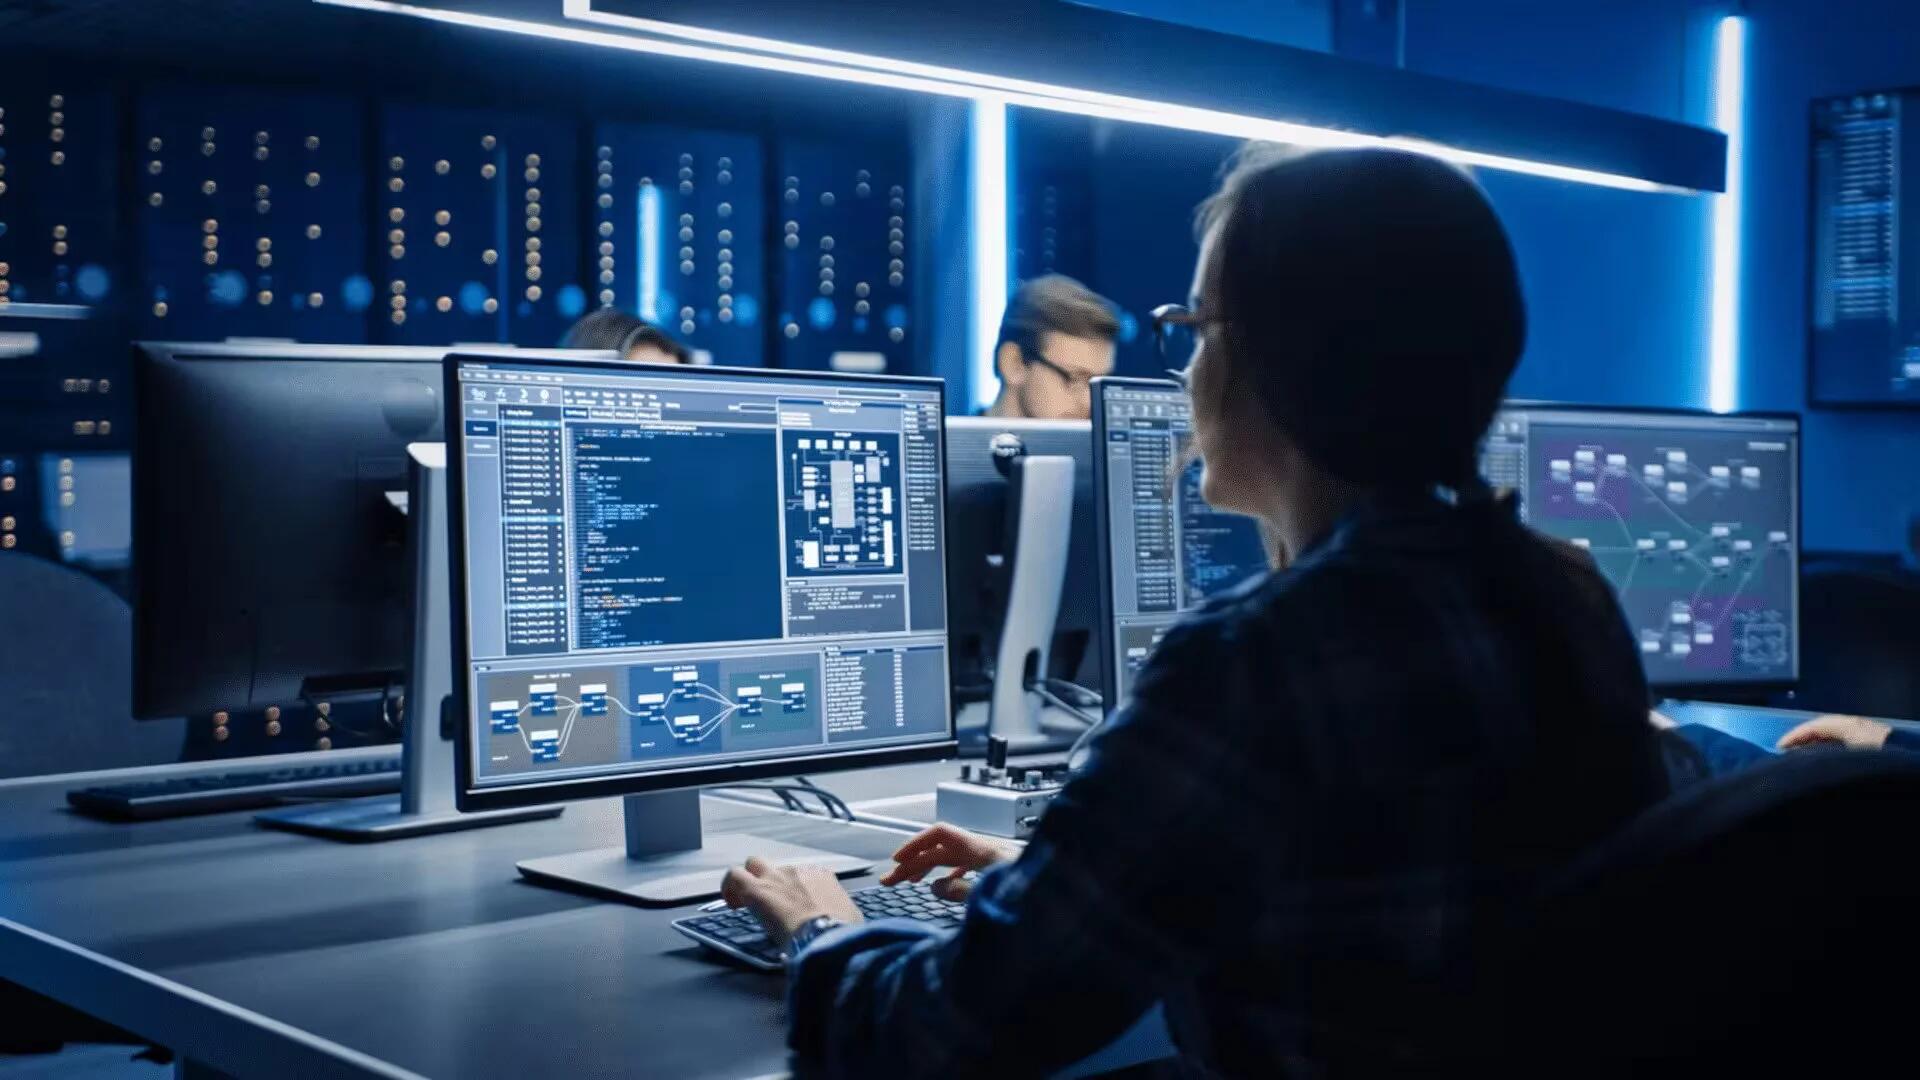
[445, 353, 958, 813]
[1495, 399, 1804, 699]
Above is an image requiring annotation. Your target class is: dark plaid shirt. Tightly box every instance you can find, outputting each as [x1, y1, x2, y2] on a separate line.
[789, 491, 1670, 1077]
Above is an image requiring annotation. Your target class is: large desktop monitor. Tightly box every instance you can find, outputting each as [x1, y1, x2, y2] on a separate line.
[134, 342, 448, 720]
[447, 354, 954, 902]
[131, 341, 575, 839]
[1482, 404, 1801, 693]
[1091, 377, 1269, 712]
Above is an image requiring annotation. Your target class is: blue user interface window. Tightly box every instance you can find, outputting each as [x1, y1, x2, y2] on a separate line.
[1099, 383, 1268, 706]
[1482, 407, 1800, 688]
[455, 359, 950, 787]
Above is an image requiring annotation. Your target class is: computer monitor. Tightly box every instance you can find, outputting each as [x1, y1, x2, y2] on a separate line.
[134, 342, 448, 720]
[1091, 377, 1268, 712]
[1481, 403, 1801, 694]
[944, 417, 1101, 747]
[446, 354, 954, 903]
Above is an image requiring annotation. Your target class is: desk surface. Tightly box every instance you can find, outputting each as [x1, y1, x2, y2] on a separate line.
[0, 759, 953, 1080]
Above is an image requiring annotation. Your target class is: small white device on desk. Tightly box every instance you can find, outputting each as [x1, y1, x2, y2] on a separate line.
[935, 735, 1069, 840]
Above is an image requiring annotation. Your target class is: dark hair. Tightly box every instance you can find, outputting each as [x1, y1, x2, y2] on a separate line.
[996, 273, 1119, 358]
[1196, 144, 1526, 488]
[561, 307, 693, 364]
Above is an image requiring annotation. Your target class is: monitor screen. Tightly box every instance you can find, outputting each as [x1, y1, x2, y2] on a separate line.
[134, 342, 447, 719]
[450, 357, 953, 798]
[1093, 379, 1268, 709]
[1482, 405, 1800, 690]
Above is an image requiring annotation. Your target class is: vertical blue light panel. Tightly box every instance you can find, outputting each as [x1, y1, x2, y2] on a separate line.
[134, 86, 366, 342]
[374, 104, 582, 347]
[593, 123, 765, 366]
[776, 138, 911, 372]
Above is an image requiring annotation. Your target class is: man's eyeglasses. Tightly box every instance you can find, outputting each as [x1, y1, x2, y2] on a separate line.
[1019, 346, 1097, 390]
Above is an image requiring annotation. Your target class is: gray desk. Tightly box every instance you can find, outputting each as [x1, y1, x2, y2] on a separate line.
[0, 759, 951, 1079]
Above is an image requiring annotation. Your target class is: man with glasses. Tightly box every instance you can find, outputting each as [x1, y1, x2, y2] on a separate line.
[984, 274, 1119, 421]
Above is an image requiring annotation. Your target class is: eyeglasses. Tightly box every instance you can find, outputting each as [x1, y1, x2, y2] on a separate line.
[1019, 345, 1097, 390]
[1151, 303, 1212, 389]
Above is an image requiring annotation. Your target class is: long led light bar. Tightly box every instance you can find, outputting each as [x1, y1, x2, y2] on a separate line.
[1708, 15, 1746, 414]
[970, 99, 1010, 413]
[318, 0, 1686, 194]
[563, 0, 1689, 194]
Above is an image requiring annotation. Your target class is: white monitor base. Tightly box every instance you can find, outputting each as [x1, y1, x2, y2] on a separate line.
[518, 833, 869, 907]
[514, 790, 871, 906]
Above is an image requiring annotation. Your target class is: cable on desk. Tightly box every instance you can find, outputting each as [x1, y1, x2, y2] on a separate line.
[1038, 678, 1103, 709]
[1065, 711, 1109, 772]
[714, 782, 855, 822]
[1028, 684, 1099, 728]
[789, 778, 855, 821]
[791, 775, 837, 816]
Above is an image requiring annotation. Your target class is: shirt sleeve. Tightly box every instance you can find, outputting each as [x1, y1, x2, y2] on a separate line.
[785, 617, 1267, 1078]
[1659, 724, 1777, 786]
[1885, 726, 1920, 755]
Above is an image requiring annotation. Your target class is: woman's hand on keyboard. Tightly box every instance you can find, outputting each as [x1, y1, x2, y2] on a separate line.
[720, 857, 864, 944]
[879, 823, 1017, 902]
[1778, 714, 1891, 751]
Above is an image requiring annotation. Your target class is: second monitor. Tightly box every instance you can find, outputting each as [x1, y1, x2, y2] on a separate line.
[1483, 403, 1800, 694]
[1092, 377, 1269, 711]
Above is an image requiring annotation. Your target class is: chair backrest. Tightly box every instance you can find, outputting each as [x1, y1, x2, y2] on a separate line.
[1433, 750, 1920, 1076]
[0, 554, 183, 778]
[1792, 561, 1920, 720]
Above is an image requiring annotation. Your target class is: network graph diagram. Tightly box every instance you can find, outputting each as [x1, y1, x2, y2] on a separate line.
[485, 676, 626, 767]
[624, 658, 820, 762]
[478, 654, 823, 772]
[782, 430, 903, 577]
[1504, 422, 1796, 684]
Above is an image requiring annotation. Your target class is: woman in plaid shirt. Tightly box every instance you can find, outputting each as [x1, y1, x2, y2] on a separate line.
[725, 144, 1672, 1078]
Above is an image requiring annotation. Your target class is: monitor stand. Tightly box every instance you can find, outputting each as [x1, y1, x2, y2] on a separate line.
[976, 454, 1086, 754]
[256, 443, 561, 841]
[515, 790, 872, 906]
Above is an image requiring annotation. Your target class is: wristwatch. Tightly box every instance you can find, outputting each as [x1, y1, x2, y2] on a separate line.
[786, 915, 844, 960]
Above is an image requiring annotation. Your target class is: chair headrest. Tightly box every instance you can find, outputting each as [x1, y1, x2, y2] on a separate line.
[1547, 747, 1920, 896]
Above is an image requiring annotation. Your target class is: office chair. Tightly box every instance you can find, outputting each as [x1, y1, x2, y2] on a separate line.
[0, 555, 183, 779]
[1787, 559, 1920, 720]
[1409, 750, 1920, 1076]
